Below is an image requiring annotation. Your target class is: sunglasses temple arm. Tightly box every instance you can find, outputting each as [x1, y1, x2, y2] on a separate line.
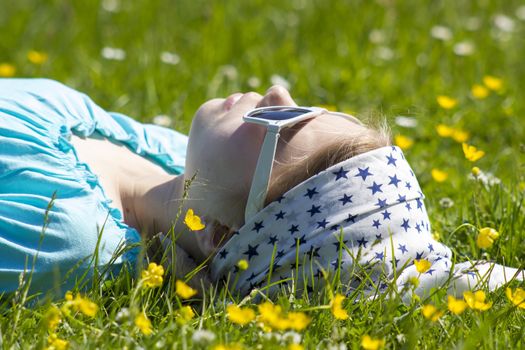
[244, 129, 280, 223]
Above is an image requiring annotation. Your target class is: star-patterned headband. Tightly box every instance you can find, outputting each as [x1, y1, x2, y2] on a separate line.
[209, 146, 524, 298]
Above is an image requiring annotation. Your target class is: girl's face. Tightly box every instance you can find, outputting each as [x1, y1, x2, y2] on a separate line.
[184, 85, 364, 232]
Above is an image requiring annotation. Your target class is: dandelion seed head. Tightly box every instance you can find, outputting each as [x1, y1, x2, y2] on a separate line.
[160, 51, 180, 65]
[430, 25, 453, 41]
[453, 41, 475, 56]
[101, 47, 126, 61]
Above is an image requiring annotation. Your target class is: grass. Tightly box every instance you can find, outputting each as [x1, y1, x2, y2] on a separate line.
[1, 0, 525, 348]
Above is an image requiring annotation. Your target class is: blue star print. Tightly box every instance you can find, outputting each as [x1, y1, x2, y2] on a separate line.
[386, 153, 397, 166]
[355, 167, 373, 181]
[243, 244, 259, 260]
[288, 224, 299, 235]
[316, 218, 329, 228]
[339, 194, 353, 205]
[382, 210, 391, 220]
[275, 210, 286, 220]
[306, 204, 322, 217]
[388, 175, 401, 187]
[333, 167, 349, 180]
[252, 221, 264, 233]
[401, 218, 410, 232]
[398, 244, 408, 254]
[304, 187, 319, 199]
[367, 182, 383, 195]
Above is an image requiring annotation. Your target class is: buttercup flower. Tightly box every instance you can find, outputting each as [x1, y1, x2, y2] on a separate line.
[227, 304, 256, 325]
[361, 335, 385, 350]
[431, 169, 448, 182]
[286, 312, 311, 331]
[436, 124, 454, 137]
[451, 129, 469, 143]
[462, 143, 485, 162]
[394, 135, 413, 150]
[46, 333, 69, 350]
[177, 306, 195, 324]
[476, 227, 499, 249]
[141, 262, 164, 288]
[288, 344, 304, 350]
[463, 290, 492, 311]
[330, 293, 349, 320]
[471, 84, 489, 99]
[135, 312, 153, 335]
[212, 344, 244, 350]
[0, 63, 16, 77]
[237, 259, 249, 271]
[436, 95, 458, 109]
[421, 304, 443, 322]
[483, 75, 503, 91]
[62, 293, 98, 317]
[414, 259, 431, 273]
[176, 280, 197, 299]
[505, 287, 525, 309]
[184, 208, 205, 231]
[44, 305, 62, 331]
[471, 166, 481, 177]
[447, 295, 468, 315]
[27, 50, 48, 64]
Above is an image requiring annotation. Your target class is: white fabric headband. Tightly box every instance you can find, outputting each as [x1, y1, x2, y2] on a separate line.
[210, 146, 523, 299]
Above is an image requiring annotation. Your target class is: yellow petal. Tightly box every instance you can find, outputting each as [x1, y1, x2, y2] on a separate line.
[394, 135, 414, 150]
[184, 209, 205, 231]
[471, 84, 489, 99]
[431, 169, 448, 182]
[483, 75, 503, 91]
[437, 95, 458, 109]
[414, 259, 431, 273]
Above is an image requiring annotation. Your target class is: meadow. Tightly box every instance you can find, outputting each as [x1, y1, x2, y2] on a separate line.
[1, 0, 525, 348]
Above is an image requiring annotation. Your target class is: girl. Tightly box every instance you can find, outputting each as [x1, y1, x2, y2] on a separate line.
[0, 79, 521, 299]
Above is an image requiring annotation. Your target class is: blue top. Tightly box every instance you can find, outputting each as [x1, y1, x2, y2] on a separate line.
[0, 78, 188, 296]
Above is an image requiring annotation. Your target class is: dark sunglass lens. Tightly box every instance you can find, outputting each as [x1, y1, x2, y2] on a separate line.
[252, 108, 310, 120]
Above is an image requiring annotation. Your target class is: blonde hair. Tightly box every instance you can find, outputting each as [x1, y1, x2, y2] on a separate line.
[265, 120, 391, 206]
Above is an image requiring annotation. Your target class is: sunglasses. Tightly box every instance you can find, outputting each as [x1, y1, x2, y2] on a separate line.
[243, 105, 362, 222]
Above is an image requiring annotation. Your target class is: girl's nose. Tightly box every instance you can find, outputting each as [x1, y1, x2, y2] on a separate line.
[256, 85, 298, 108]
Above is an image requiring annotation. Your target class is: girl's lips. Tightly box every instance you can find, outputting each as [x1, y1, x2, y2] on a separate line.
[223, 93, 243, 111]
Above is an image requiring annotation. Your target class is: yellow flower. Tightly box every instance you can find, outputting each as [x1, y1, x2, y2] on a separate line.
[0, 63, 16, 77]
[408, 276, 420, 288]
[451, 129, 469, 143]
[483, 75, 503, 91]
[63, 293, 98, 317]
[361, 335, 385, 350]
[436, 95, 458, 109]
[471, 84, 489, 99]
[318, 104, 337, 111]
[212, 344, 244, 350]
[27, 50, 48, 64]
[184, 208, 205, 231]
[431, 232, 440, 241]
[288, 344, 304, 350]
[286, 311, 311, 331]
[394, 135, 414, 150]
[141, 262, 164, 288]
[46, 333, 69, 350]
[421, 304, 443, 322]
[462, 143, 485, 162]
[65, 291, 73, 301]
[447, 295, 468, 315]
[414, 259, 431, 274]
[257, 302, 282, 326]
[44, 305, 62, 331]
[177, 305, 195, 324]
[505, 287, 525, 309]
[175, 280, 198, 299]
[436, 124, 454, 137]
[227, 304, 256, 325]
[135, 312, 153, 335]
[471, 166, 481, 177]
[476, 227, 499, 249]
[330, 293, 349, 320]
[237, 259, 249, 271]
[431, 169, 448, 182]
[463, 290, 492, 311]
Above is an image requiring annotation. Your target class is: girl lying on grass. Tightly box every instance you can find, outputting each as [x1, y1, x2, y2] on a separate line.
[0, 78, 522, 300]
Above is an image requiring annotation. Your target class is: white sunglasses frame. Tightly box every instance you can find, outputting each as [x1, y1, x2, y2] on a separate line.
[243, 105, 362, 222]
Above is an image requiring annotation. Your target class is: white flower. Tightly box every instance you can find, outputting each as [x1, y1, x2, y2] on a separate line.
[493, 14, 515, 32]
[439, 197, 454, 209]
[221, 65, 238, 80]
[270, 74, 291, 90]
[396, 333, 406, 343]
[247, 76, 261, 88]
[101, 47, 126, 61]
[152, 115, 172, 127]
[453, 41, 475, 56]
[261, 331, 282, 342]
[368, 29, 385, 44]
[282, 331, 302, 344]
[101, 0, 120, 12]
[468, 169, 501, 187]
[374, 46, 394, 61]
[395, 116, 418, 128]
[191, 329, 216, 344]
[115, 307, 130, 322]
[160, 51, 180, 65]
[430, 25, 452, 41]
[516, 6, 525, 21]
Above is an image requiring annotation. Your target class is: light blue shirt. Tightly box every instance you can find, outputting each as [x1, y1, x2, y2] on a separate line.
[0, 78, 187, 296]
